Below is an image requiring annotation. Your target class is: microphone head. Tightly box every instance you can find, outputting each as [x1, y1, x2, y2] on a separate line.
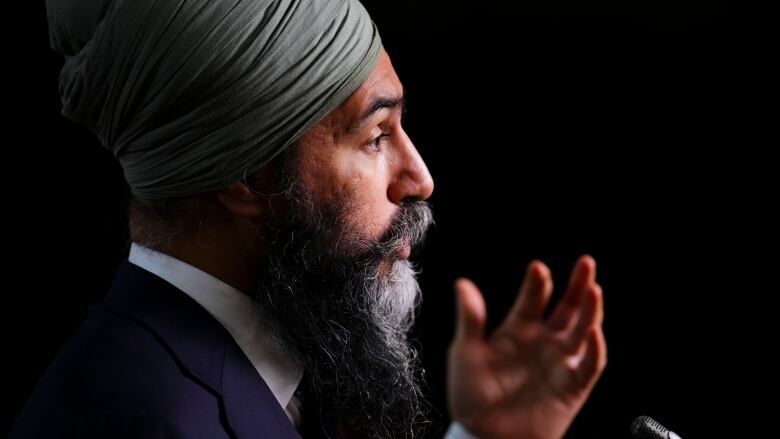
[631, 416, 670, 439]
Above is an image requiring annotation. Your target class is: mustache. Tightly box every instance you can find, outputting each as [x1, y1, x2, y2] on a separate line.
[373, 201, 435, 260]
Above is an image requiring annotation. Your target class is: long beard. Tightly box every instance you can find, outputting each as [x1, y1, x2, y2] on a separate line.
[253, 175, 435, 438]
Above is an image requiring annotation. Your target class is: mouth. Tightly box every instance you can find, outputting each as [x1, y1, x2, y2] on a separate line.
[394, 241, 411, 260]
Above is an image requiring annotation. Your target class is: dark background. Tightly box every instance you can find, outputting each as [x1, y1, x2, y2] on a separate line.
[7, 1, 765, 437]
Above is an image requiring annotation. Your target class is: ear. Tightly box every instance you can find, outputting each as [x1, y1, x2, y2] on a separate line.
[216, 181, 265, 222]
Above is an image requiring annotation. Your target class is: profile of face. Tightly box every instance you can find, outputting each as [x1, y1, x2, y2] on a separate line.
[293, 49, 434, 252]
[251, 49, 436, 438]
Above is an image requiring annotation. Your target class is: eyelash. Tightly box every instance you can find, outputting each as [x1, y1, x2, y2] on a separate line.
[366, 133, 390, 151]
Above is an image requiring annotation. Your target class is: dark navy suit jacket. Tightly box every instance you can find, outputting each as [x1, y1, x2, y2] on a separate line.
[11, 260, 302, 438]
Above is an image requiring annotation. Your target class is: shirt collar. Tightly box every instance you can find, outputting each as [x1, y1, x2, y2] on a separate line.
[128, 242, 303, 411]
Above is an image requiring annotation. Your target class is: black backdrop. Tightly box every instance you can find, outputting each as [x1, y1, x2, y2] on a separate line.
[8, 1, 762, 437]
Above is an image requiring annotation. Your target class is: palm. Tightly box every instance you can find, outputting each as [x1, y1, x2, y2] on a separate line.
[447, 256, 607, 439]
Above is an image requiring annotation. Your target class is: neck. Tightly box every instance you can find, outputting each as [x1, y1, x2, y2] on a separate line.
[161, 237, 260, 296]
[130, 195, 267, 297]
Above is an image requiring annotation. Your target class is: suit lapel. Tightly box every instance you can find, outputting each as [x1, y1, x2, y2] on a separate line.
[102, 260, 301, 439]
[222, 339, 301, 438]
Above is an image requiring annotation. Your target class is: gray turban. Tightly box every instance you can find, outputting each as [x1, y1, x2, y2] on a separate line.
[46, 0, 381, 199]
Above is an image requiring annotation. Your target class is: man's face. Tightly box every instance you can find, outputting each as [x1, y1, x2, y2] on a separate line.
[250, 49, 436, 438]
[294, 48, 434, 258]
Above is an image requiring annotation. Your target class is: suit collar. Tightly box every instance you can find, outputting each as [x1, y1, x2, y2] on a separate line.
[102, 260, 300, 439]
[127, 243, 304, 409]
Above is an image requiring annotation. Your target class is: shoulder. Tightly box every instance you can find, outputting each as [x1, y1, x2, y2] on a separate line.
[11, 305, 232, 438]
[29, 411, 188, 439]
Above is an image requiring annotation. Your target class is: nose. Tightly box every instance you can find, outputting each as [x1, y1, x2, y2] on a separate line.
[387, 128, 434, 204]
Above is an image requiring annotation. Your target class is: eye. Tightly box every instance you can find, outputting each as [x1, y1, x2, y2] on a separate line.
[365, 133, 390, 152]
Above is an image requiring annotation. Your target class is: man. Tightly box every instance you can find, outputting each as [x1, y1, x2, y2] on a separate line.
[13, 0, 606, 437]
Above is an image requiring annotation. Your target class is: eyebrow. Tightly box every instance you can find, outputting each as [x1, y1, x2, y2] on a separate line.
[346, 95, 406, 134]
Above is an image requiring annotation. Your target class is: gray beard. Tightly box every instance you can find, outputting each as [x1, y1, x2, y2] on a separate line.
[252, 174, 434, 438]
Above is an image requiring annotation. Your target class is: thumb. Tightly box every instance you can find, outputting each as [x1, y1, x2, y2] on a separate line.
[454, 277, 487, 343]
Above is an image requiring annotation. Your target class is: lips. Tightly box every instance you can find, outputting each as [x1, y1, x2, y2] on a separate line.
[394, 241, 411, 259]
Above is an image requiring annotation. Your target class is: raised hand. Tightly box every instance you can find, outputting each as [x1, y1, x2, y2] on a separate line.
[447, 256, 607, 439]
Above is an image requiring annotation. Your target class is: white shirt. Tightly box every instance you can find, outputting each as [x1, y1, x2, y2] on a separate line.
[128, 243, 304, 428]
[128, 242, 474, 438]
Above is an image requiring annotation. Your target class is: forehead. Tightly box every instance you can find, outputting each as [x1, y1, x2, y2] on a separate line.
[348, 49, 403, 109]
[322, 49, 404, 133]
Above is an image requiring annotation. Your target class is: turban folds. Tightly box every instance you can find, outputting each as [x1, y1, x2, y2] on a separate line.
[46, 0, 381, 199]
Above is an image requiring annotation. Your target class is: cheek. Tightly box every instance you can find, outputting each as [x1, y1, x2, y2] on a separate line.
[337, 158, 396, 240]
[299, 145, 396, 240]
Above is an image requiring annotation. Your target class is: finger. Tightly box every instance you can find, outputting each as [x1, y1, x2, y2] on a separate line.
[575, 327, 607, 387]
[507, 260, 553, 323]
[561, 283, 603, 354]
[548, 255, 596, 331]
[454, 278, 487, 343]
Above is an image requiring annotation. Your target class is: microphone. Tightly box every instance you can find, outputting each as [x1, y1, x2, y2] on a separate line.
[631, 416, 683, 439]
